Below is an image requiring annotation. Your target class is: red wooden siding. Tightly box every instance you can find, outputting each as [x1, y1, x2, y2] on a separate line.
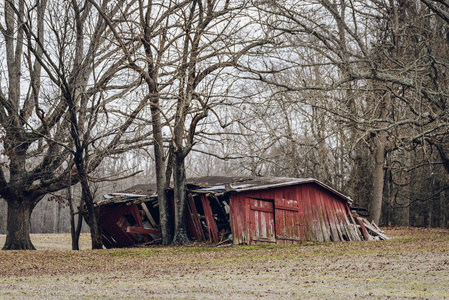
[274, 189, 302, 245]
[229, 182, 360, 245]
[186, 194, 205, 241]
[98, 204, 146, 247]
[200, 194, 219, 243]
[99, 196, 201, 247]
[250, 199, 275, 243]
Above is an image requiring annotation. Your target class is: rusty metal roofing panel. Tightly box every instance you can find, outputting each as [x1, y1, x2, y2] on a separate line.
[104, 193, 153, 199]
[215, 177, 352, 204]
[101, 176, 352, 206]
[229, 178, 314, 192]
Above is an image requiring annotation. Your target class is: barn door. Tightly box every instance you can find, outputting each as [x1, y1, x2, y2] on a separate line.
[249, 199, 275, 243]
[275, 198, 303, 244]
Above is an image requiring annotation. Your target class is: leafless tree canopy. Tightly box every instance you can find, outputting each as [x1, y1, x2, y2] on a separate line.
[1, 0, 449, 249]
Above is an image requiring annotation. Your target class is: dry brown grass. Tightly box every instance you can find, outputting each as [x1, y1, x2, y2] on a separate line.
[1, 227, 448, 299]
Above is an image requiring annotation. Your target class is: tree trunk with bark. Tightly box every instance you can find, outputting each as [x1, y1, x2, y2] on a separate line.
[73, 144, 103, 249]
[171, 152, 189, 245]
[82, 187, 102, 249]
[69, 195, 84, 251]
[369, 134, 387, 224]
[150, 91, 173, 245]
[2, 198, 37, 250]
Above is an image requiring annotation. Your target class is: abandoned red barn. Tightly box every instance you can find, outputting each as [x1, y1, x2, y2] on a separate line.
[94, 176, 380, 247]
[224, 178, 361, 244]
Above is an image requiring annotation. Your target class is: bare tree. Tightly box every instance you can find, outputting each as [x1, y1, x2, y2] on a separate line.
[249, 0, 449, 224]
[0, 0, 151, 250]
[89, 0, 273, 244]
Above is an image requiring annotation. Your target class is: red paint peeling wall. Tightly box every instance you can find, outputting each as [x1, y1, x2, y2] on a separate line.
[229, 183, 361, 245]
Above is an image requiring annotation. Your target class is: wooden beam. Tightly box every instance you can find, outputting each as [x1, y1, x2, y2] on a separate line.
[363, 219, 390, 240]
[130, 204, 148, 242]
[188, 194, 205, 241]
[355, 217, 372, 241]
[275, 205, 299, 212]
[126, 226, 159, 236]
[141, 202, 158, 228]
[116, 216, 138, 244]
[251, 236, 276, 243]
[200, 194, 218, 243]
[250, 205, 274, 213]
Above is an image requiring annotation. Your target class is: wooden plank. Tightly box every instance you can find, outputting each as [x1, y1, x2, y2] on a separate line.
[355, 217, 372, 241]
[129, 204, 148, 243]
[244, 196, 251, 244]
[228, 196, 238, 244]
[328, 190, 348, 242]
[314, 188, 333, 242]
[250, 204, 273, 213]
[275, 205, 299, 212]
[288, 188, 302, 242]
[251, 236, 276, 243]
[363, 219, 390, 240]
[345, 206, 361, 241]
[348, 207, 357, 225]
[264, 201, 275, 239]
[130, 204, 144, 227]
[309, 187, 325, 242]
[231, 195, 245, 244]
[299, 185, 311, 241]
[340, 203, 361, 241]
[254, 203, 260, 238]
[274, 195, 285, 241]
[276, 235, 302, 241]
[141, 202, 158, 228]
[328, 196, 350, 241]
[187, 194, 205, 241]
[126, 226, 159, 235]
[330, 193, 355, 241]
[116, 216, 138, 245]
[200, 194, 218, 243]
[229, 196, 242, 244]
[371, 221, 384, 233]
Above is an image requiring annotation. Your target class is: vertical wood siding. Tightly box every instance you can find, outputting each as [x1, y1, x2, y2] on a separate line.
[229, 183, 360, 245]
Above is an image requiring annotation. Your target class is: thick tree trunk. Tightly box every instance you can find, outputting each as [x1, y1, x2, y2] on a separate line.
[2, 199, 35, 250]
[69, 190, 84, 250]
[82, 188, 103, 250]
[401, 198, 410, 226]
[72, 157, 102, 249]
[440, 190, 446, 228]
[149, 89, 173, 245]
[67, 162, 83, 250]
[53, 201, 61, 233]
[369, 137, 386, 224]
[171, 153, 189, 245]
[157, 184, 172, 245]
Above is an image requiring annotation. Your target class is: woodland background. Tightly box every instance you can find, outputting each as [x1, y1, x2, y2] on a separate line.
[0, 0, 449, 237]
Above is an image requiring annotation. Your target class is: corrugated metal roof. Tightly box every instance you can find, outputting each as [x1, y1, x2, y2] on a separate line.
[230, 178, 352, 204]
[184, 176, 352, 203]
[101, 176, 352, 204]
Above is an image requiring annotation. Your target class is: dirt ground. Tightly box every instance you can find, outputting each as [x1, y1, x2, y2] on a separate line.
[0, 228, 448, 299]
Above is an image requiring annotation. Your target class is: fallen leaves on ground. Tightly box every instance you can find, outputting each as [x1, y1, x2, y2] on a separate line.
[0, 227, 448, 299]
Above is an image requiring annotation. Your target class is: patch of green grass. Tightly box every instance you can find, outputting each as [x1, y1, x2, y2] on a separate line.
[172, 246, 226, 254]
[107, 248, 162, 258]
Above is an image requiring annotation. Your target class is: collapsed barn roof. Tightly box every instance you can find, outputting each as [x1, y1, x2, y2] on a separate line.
[101, 176, 352, 204]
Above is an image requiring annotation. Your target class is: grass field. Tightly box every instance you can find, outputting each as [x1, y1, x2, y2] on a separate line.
[0, 227, 448, 299]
